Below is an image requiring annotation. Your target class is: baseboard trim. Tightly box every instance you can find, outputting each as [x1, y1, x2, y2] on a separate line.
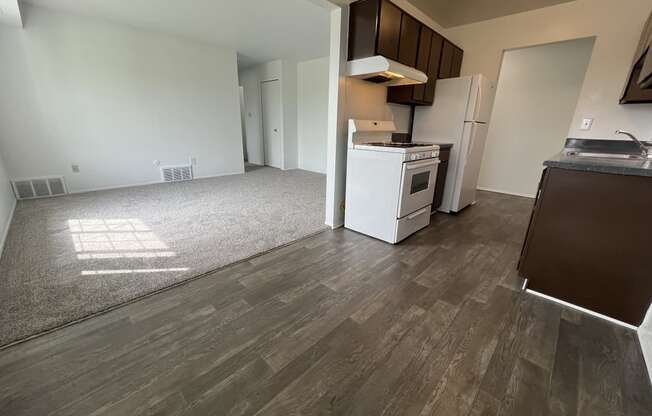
[637, 329, 652, 385]
[0, 197, 17, 258]
[68, 171, 245, 196]
[477, 187, 536, 199]
[525, 288, 638, 331]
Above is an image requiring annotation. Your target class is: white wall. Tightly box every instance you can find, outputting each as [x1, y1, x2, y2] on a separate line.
[298, 54, 410, 176]
[0, 5, 244, 193]
[445, 0, 652, 140]
[298, 57, 330, 174]
[0, 150, 16, 255]
[478, 38, 595, 197]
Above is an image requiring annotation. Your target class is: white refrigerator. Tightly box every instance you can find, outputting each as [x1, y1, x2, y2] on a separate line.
[413, 74, 495, 213]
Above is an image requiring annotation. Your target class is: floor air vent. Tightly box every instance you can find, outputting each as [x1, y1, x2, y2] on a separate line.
[12, 177, 67, 200]
[161, 165, 193, 183]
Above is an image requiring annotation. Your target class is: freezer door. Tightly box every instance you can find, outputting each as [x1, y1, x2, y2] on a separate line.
[466, 75, 495, 123]
[451, 122, 489, 212]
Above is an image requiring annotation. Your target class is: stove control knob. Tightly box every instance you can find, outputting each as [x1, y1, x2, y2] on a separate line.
[411, 154, 417, 161]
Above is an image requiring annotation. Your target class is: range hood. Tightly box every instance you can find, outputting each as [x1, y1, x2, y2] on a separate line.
[346, 56, 428, 87]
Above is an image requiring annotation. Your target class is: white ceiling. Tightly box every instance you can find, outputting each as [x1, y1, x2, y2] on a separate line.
[407, 0, 575, 28]
[21, 0, 331, 68]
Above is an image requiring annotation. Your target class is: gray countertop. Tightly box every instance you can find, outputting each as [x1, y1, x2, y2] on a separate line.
[544, 138, 652, 177]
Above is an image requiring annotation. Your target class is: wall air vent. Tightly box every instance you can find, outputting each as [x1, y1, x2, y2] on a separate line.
[161, 165, 193, 183]
[11, 177, 68, 200]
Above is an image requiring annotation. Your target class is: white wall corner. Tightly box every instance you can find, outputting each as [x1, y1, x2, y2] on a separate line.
[325, 6, 349, 229]
[0, 197, 16, 257]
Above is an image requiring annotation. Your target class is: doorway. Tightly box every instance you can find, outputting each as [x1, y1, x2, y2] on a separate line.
[478, 37, 595, 197]
[261, 79, 283, 169]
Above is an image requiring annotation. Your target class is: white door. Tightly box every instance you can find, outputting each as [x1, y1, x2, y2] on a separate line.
[452, 122, 489, 212]
[261, 80, 283, 169]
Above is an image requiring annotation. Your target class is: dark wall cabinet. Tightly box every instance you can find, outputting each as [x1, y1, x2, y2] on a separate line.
[438, 40, 463, 80]
[620, 11, 652, 103]
[348, 0, 463, 106]
[518, 167, 652, 326]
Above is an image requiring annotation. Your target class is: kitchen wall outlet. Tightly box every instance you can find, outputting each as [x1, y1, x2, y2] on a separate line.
[71, 164, 80, 173]
[153, 160, 161, 167]
[580, 118, 593, 131]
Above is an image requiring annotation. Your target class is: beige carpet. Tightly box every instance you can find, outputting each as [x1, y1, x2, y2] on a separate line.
[0, 166, 326, 347]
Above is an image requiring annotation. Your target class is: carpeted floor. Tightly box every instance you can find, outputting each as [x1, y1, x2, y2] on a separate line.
[0, 166, 326, 347]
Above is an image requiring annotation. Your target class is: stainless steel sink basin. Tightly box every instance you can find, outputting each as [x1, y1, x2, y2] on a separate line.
[565, 151, 649, 160]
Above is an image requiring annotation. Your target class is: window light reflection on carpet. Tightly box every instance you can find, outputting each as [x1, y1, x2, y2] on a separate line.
[68, 219, 174, 259]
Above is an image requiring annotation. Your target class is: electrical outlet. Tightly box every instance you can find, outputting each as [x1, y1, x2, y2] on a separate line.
[580, 118, 593, 131]
[71, 164, 80, 173]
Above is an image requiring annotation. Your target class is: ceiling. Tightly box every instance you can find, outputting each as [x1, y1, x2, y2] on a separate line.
[407, 0, 575, 28]
[21, 0, 331, 68]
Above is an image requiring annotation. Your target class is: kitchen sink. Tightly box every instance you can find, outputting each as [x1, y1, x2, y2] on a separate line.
[565, 151, 649, 160]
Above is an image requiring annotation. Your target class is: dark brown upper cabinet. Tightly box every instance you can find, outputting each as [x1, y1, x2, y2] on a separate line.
[620, 11, 652, 103]
[637, 12, 652, 89]
[387, 31, 452, 106]
[412, 27, 433, 102]
[348, 0, 401, 61]
[438, 40, 463, 80]
[620, 55, 652, 103]
[397, 13, 420, 67]
[424, 33, 444, 103]
[348, 0, 463, 106]
[377, 0, 402, 60]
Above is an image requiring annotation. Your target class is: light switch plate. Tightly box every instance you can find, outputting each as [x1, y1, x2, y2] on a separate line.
[580, 118, 593, 130]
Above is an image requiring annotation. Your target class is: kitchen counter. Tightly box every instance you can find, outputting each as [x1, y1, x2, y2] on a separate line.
[519, 143, 652, 326]
[544, 138, 652, 177]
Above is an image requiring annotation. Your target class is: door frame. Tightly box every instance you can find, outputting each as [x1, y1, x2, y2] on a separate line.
[260, 78, 285, 169]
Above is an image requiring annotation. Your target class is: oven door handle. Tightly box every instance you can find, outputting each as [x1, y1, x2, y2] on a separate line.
[405, 159, 440, 170]
[407, 207, 430, 220]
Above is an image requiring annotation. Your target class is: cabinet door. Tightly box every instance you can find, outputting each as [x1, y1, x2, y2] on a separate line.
[621, 57, 652, 103]
[451, 46, 463, 78]
[398, 13, 420, 67]
[424, 33, 444, 104]
[347, 0, 381, 60]
[377, 0, 402, 61]
[412, 26, 432, 102]
[432, 157, 449, 211]
[438, 40, 455, 79]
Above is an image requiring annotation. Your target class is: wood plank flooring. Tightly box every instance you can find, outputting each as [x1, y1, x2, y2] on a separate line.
[0, 191, 650, 416]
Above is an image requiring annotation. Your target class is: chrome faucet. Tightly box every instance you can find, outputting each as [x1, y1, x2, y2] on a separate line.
[615, 130, 649, 157]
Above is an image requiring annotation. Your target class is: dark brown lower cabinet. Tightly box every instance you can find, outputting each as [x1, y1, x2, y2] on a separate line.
[431, 147, 450, 212]
[518, 167, 652, 326]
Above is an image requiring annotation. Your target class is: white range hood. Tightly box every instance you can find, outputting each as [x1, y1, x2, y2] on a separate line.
[346, 56, 428, 87]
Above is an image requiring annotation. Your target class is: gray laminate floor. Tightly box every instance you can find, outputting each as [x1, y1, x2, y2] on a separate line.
[0, 191, 649, 415]
[0, 165, 326, 347]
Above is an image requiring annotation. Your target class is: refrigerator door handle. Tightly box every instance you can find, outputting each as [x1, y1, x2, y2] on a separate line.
[467, 125, 475, 158]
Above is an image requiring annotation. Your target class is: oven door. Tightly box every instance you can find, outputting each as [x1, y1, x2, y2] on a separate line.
[397, 158, 440, 218]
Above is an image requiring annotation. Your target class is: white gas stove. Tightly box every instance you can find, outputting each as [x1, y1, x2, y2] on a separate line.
[345, 120, 441, 244]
